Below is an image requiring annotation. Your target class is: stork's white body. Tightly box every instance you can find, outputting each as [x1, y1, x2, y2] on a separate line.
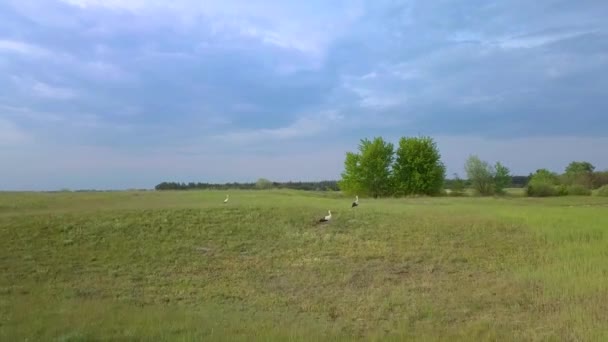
[319, 210, 332, 222]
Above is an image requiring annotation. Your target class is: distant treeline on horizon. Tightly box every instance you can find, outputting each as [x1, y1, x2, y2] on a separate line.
[154, 180, 341, 191]
[155, 176, 530, 191]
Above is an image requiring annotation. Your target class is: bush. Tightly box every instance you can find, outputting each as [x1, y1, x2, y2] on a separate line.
[566, 185, 592, 196]
[556, 185, 568, 196]
[526, 169, 560, 197]
[593, 171, 608, 188]
[526, 183, 557, 197]
[597, 185, 608, 197]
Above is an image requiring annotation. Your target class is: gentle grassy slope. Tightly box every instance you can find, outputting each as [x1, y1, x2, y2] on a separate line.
[1, 190, 608, 341]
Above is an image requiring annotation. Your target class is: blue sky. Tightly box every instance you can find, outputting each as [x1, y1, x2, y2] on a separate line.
[1, 0, 607, 190]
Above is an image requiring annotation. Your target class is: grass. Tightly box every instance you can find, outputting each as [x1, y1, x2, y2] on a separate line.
[1, 190, 608, 341]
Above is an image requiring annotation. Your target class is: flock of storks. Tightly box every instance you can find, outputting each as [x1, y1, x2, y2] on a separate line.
[222, 194, 359, 224]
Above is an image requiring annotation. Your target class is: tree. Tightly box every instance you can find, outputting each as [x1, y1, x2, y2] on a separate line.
[338, 152, 364, 195]
[392, 136, 445, 196]
[255, 178, 273, 189]
[493, 162, 511, 194]
[564, 161, 595, 189]
[526, 169, 560, 197]
[593, 171, 608, 189]
[565, 161, 595, 174]
[464, 156, 512, 196]
[464, 155, 495, 196]
[339, 137, 394, 198]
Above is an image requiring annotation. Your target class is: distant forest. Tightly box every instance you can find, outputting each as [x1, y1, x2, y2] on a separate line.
[155, 180, 341, 191]
[154, 176, 530, 191]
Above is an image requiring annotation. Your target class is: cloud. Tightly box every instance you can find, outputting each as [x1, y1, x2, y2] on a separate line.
[497, 30, 596, 49]
[0, 118, 29, 145]
[448, 28, 598, 50]
[30, 81, 76, 100]
[0, 104, 132, 141]
[0, 39, 50, 57]
[0, 104, 65, 122]
[55, 0, 363, 61]
[214, 110, 343, 144]
[29, 82, 73, 99]
[80, 61, 132, 82]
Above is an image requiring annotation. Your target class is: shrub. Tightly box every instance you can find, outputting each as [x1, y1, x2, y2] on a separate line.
[526, 183, 557, 197]
[593, 171, 608, 188]
[597, 185, 608, 197]
[556, 185, 569, 196]
[566, 185, 592, 196]
[526, 169, 560, 197]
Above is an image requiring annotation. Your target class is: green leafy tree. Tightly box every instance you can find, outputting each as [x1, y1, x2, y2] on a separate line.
[338, 152, 364, 196]
[526, 169, 560, 197]
[565, 161, 595, 174]
[464, 155, 495, 196]
[564, 161, 595, 189]
[339, 137, 394, 198]
[493, 162, 511, 194]
[464, 156, 511, 196]
[392, 136, 445, 196]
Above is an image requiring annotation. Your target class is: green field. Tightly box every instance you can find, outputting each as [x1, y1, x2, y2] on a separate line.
[1, 190, 608, 341]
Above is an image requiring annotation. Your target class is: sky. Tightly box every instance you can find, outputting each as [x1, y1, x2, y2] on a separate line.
[1, 0, 607, 190]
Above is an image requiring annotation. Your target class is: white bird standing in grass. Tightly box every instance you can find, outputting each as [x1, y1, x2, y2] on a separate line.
[351, 195, 359, 208]
[223, 194, 229, 204]
[319, 210, 332, 223]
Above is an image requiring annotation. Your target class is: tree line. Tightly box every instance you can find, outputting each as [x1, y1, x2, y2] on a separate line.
[338, 136, 608, 197]
[526, 162, 608, 197]
[154, 175, 531, 193]
[155, 135, 607, 197]
[155, 180, 340, 191]
[443, 175, 529, 189]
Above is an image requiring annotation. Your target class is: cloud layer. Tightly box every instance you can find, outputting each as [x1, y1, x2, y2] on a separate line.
[1, 0, 607, 189]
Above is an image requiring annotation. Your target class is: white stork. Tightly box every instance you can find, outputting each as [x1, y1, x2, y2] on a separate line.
[351, 195, 359, 208]
[319, 210, 332, 223]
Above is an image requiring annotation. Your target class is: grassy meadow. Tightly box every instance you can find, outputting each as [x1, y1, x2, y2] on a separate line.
[1, 190, 608, 341]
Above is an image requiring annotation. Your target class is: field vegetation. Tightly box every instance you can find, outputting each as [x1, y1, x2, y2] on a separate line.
[2, 190, 608, 340]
